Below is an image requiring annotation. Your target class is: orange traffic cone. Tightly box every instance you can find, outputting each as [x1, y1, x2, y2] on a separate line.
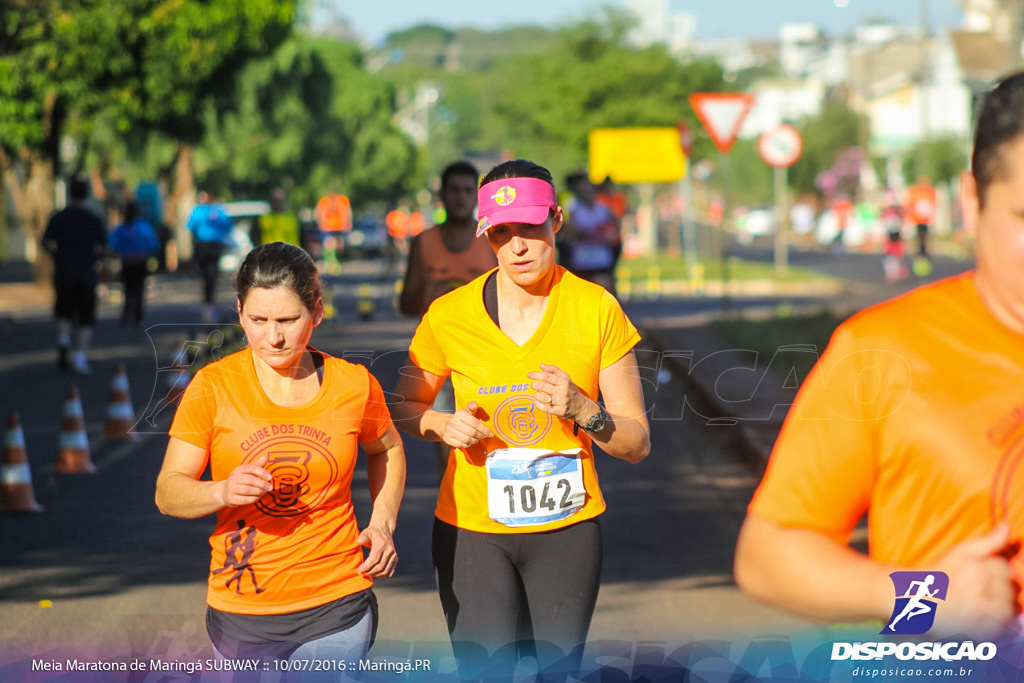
[54, 386, 95, 474]
[104, 362, 137, 441]
[1, 413, 44, 513]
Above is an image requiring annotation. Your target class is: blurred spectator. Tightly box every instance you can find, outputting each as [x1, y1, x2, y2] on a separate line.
[399, 161, 496, 478]
[136, 181, 174, 272]
[562, 173, 620, 295]
[187, 190, 233, 323]
[830, 194, 853, 254]
[108, 199, 160, 328]
[258, 187, 301, 247]
[789, 200, 816, 237]
[905, 176, 937, 259]
[315, 192, 352, 235]
[881, 189, 908, 283]
[386, 205, 411, 256]
[596, 175, 626, 269]
[42, 177, 107, 374]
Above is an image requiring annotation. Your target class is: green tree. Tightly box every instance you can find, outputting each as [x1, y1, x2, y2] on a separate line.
[483, 11, 726, 184]
[0, 0, 297, 272]
[788, 101, 864, 196]
[194, 37, 415, 211]
[902, 135, 969, 185]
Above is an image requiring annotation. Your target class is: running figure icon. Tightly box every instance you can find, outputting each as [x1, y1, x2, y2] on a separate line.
[888, 574, 938, 631]
[212, 519, 266, 595]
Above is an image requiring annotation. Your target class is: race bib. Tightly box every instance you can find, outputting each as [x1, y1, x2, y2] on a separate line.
[486, 448, 586, 527]
[571, 244, 614, 271]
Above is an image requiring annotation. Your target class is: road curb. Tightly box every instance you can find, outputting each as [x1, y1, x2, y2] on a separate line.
[639, 297, 867, 476]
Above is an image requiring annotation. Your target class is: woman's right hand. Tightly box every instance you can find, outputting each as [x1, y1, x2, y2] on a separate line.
[220, 454, 274, 508]
[441, 401, 493, 449]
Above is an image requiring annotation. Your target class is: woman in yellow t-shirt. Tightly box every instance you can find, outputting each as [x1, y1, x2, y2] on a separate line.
[392, 159, 650, 677]
[156, 242, 405, 667]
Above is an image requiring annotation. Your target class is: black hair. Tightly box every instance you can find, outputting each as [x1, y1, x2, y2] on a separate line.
[564, 171, 588, 191]
[440, 161, 479, 190]
[69, 178, 90, 201]
[235, 242, 323, 311]
[480, 159, 555, 190]
[972, 71, 1024, 206]
[123, 200, 140, 224]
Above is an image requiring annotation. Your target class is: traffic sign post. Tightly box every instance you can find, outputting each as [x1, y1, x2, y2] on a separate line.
[676, 122, 700, 287]
[689, 93, 755, 311]
[757, 124, 804, 276]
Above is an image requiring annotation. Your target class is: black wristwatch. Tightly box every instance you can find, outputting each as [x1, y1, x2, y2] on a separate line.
[577, 407, 609, 434]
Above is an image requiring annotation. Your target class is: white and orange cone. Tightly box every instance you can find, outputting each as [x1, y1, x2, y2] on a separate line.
[1, 412, 44, 513]
[54, 386, 95, 474]
[103, 362, 137, 441]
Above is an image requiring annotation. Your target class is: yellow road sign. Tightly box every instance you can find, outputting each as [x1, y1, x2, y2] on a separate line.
[588, 127, 687, 184]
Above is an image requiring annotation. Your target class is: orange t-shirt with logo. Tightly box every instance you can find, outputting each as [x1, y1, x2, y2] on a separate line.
[409, 266, 641, 534]
[749, 273, 1024, 609]
[169, 347, 392, 615]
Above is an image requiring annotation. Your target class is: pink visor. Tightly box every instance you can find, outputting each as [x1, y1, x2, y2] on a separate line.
[476, 178, 557, 236]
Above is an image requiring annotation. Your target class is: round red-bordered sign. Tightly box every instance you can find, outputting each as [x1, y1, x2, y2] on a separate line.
[758, 124, 803, 168]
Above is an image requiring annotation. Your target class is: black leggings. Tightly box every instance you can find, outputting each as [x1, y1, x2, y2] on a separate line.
[194, 241, 223, 305]
[432, 516, 602, 678]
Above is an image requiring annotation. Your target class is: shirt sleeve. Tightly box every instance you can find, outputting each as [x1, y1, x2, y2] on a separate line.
[598, 289, 641, 369]
[359, 371, 393, 443]
[746, 323, 882, 543]
[168, 370, 216, 451]
[408, 311, 450, 378]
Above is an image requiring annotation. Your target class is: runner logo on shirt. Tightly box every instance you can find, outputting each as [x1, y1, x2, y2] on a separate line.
[240, 437, 341, 518]
[493, 394, 552, 446]
[880, 571, 948, 634]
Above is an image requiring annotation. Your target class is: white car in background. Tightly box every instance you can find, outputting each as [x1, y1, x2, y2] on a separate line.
[219, 200, 270, 271]
[734, 207, 777, 245]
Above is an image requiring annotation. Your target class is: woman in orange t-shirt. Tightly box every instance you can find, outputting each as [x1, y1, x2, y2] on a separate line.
[156, 242, 405, 666]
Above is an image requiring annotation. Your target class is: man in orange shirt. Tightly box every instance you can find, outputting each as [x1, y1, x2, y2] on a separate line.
[905, 176, 937, 260]
[734, 71, 1024, 639]
[399, 161, 497, 475]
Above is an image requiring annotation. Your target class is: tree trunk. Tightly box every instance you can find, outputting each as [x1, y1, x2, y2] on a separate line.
[0, 151, 8, 263]
[166, 143, 195, 265]
[24, 151, 55, 285]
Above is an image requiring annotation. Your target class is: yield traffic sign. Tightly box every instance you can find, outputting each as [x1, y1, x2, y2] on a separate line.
[688, 93, 755, 154]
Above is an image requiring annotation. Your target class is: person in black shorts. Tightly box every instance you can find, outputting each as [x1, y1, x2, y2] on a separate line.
[42, 177, 107, 374]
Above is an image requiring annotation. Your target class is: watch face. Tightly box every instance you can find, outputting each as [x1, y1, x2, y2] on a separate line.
[585, 410, 607, 433]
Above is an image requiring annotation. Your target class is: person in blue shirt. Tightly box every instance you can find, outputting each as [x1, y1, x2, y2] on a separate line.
[109, 200, 160, 329]
[187, 190, 233, 323]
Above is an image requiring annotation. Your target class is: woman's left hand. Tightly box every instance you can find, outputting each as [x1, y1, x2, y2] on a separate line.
[356, 525, 398, 578]
[527, 363, 587, 422]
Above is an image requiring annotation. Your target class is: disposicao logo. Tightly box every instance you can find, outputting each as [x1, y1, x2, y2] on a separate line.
[881, 571, 949, 635]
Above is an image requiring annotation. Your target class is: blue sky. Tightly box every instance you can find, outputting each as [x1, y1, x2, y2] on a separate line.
[330, 0, 963, 46]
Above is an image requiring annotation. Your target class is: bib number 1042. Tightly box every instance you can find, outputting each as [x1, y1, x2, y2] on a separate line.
[486, 449, 585, 527]
[503, 479, 573, 515]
